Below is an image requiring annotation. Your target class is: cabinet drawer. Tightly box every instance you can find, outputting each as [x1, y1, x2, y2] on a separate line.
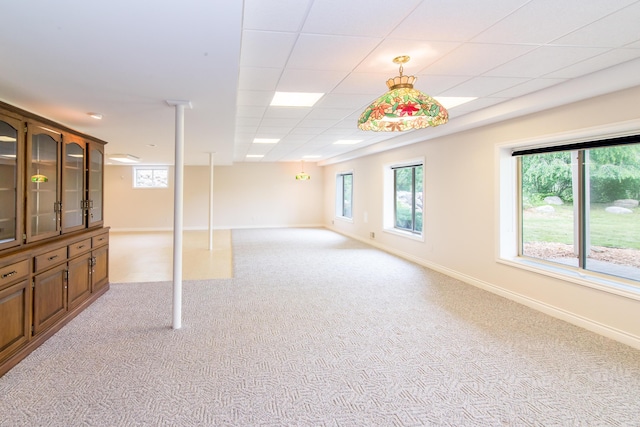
[0, 260, 29, 288]
[34, 247, 67, 273]
[92, 232, 109, 248]
[68, 239, 92, 258]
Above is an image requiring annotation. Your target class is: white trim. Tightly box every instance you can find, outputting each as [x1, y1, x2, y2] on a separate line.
[328, 226, 640, 350]
[108, 223, 325, 233]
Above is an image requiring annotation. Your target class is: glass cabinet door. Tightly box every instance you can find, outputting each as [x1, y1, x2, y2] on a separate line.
[26, 123, 61, 242]
[0, 115, 23, 250]
[62, 136, 86, 232]
[88, 143, 104, 227]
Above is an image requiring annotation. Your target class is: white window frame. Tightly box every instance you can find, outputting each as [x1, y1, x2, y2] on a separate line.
[383, 157, 425, 241]
[335, 170, 354, 222]
[133, 166, 169, 189]
[497, 120, 640, 300]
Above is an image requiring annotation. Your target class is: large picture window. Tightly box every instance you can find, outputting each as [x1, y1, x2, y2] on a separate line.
[516, 136, 640, 282]
[394, 163, 423, 234]
[336, 172, 353, 219]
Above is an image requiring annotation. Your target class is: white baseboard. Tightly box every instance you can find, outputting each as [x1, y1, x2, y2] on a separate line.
[328, 226, 640, 351]
[108, 224, 324, 233]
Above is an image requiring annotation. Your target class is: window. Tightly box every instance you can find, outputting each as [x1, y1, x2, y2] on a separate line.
[516, 135, 640, 283]
[393, 163, 423, 234]
[336, 172, 353, 219]
[133, 167, 168, 188]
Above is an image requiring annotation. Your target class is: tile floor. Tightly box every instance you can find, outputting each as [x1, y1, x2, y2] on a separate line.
[108, 229, 232, 283]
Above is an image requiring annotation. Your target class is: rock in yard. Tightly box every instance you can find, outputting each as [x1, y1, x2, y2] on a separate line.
[544, 196, 563, 205]
[613, 199, 639, 209]
[605, 206, 633, 214]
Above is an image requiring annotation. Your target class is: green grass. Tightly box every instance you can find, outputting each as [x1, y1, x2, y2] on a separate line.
[523, 203, 640, 249]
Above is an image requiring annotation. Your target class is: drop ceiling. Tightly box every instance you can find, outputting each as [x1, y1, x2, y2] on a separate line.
[1, 0, 640, 166]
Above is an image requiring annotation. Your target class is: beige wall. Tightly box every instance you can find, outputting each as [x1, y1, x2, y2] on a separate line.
[105, 161, 323, 230]
[322, 85, 640, 348]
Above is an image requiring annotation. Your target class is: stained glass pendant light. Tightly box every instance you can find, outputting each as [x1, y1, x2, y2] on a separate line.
[358, 56, 448, 132]
[295, 160, 310, 180]
[31, 174, 48, 182]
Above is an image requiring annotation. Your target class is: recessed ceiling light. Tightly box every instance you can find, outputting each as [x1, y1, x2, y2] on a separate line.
[246, 154, 264, 158]
[334, 139, 363, 145]
[302, 155, 321, 159]
[108, 154, 140, 163]
[253, 138, 280, 144]
[434, 97, 477, 109]
[88, 112, 103, 120]
[270, 92, 324, 107]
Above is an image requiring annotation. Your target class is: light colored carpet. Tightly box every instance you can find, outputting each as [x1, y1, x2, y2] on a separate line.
[1, 227, 639, 426]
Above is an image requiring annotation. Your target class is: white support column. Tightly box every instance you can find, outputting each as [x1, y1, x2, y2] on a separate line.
[208, 152, 215, 251]
[166, 99, 192, 330]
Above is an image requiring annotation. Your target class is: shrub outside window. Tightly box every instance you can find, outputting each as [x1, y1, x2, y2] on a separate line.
[134, 167, 168, 188]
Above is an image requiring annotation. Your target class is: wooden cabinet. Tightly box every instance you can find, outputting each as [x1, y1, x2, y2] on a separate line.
[0, 101, 110, 377]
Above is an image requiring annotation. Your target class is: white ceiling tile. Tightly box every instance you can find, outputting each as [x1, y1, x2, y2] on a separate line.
[258, 117, 301, 128]
[354, 39, 461, 73]
[263, 107, 310, 120]
[236, 90, 273, 107]
[288, 34, 382, 71]
[442, 76, 529, 97]
[413, 75, 473, 95]
[447, 97, 509, 115]
[302, 0, 421, 37]
[297, 118, 339, 128]
[280, 134, 316, 144]
[306, 108, 356, 121]
[240, 31, 297, 68]
[473, 0, 638, 44]
[483, 46, 609, 78]
[390, 0, 528, 42]
[424, 43, 537, 76]
[256, 126, 295, 136]
[314, 93, 380, 109]
[236, 105, 266, 118]
[545, 49, 640, 78]
[332, 72, 391, 94]
[243, 0, 312, 32]
[238, 67, 281, 90]
[490, 78, 567, 98]
[552, 2, 640, 47]
[277, 69, 349, 92]
[235, 116, 261, 127]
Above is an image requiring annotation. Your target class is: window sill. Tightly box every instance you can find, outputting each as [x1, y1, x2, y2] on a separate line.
[334, 216, 353, 224]
[383, 227, 424, 242]
[497, 256, 640, 302]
